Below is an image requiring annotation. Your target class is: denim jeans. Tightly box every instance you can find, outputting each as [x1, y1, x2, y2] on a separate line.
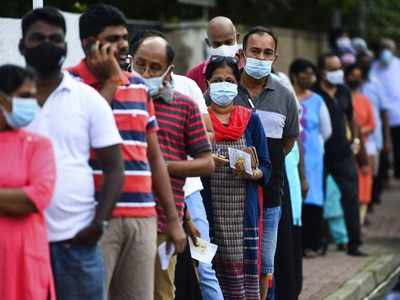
[185, 191, 224, 300]
[261, 206, 282, 275]
[50, 242, 105, 300]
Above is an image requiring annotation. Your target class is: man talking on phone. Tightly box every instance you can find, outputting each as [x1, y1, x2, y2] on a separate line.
[68, 4, 186, 300]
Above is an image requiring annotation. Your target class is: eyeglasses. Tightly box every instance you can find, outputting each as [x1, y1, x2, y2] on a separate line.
[209, 55, 238, 65]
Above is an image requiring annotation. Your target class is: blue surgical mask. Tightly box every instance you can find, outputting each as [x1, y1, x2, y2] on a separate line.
[141, 67, 171, 97]
[244, 57, 273, 79]
[2, 97, 39, 128]
[380, 49, 394, 65]
[209, 82, 238, 107]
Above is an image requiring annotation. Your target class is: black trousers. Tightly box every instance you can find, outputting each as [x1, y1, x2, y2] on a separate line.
[391, 126, 400, 178]
[302, 204, 323, 251]
[275, 176, 302, 300]
[326, 156, 361, 249]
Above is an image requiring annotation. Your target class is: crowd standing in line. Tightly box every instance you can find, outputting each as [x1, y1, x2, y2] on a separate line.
[0, 3, 397, 300]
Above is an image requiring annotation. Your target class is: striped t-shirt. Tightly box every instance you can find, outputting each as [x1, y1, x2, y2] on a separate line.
[68, 60, 158, 218]
[154, 91, 211, 233]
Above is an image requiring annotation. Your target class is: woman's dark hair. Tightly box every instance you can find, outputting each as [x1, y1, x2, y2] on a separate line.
[22, 7, 66, 37]
[79, 4, 127, 40]
[344, 63, 361, 79]
[289, 58, 316, 83]
[205, 56, 241, 82]
[0, 65, 36, 95]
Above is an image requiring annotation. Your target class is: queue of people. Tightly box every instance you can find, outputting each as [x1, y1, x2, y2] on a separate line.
[0, 4, 397, 300]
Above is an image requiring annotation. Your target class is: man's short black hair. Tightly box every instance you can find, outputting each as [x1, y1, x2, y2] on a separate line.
[22, 7, 66, 37]
[130, 30, 175, 66]
[79, 4, 127, 40]
[0, 65, 36, 95]
[242, 26, 278, 52]
[317, 52, 339, 70]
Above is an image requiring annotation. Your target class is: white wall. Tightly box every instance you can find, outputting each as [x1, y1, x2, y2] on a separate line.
[0, 11, 84, 68]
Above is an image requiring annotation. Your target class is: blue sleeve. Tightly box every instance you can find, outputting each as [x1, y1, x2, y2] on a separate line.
[247, 112, 271, 185]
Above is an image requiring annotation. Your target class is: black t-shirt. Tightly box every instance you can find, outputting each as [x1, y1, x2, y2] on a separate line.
[235, 75, 299, 207]
[314, 84, 353, 164]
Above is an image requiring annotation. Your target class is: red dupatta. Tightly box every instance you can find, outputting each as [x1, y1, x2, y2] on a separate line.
[208, 105, 252, 142]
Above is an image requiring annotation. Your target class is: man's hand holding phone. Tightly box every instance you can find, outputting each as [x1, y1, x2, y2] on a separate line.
[85, 38, 124, 85]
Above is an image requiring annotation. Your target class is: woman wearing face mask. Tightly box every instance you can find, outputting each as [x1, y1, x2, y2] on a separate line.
[201, 56, 271, 300]
[0, 65, 56, 300]
[345, 64, 376, 226]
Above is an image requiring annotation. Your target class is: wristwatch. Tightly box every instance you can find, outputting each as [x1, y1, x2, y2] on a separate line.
[93, 219, 110, 233]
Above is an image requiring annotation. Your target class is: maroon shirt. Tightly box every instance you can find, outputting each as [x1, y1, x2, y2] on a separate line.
[186, 61, 208, 93]
[154, 91, 211, 232]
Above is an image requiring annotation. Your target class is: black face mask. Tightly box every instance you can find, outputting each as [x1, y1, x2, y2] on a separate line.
[347, 79, 362, 90]
[23, 42, 66, 75]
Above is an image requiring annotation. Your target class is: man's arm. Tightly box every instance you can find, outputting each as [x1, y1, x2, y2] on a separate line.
[147, 132, 187, 253]
[283, 137, 297, 155]
[381, 110, 392, 152]
[73, 144, 124, 245]
[167, 151, 214, 177]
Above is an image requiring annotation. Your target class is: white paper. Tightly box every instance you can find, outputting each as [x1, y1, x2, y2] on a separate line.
[228, 148, 253, 175]
[255, 110, 286, 139]
[158, 242, 176, 270]
[189, 237, 218, 265]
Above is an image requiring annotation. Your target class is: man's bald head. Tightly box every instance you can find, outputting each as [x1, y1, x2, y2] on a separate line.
[131, 35, 175, 79]
[206, 16, 238, 48]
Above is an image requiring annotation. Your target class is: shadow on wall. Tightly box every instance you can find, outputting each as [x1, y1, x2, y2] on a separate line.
[127, 20, 329, 75]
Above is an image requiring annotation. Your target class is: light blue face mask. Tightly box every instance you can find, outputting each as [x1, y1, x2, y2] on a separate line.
[3, 97, 39, 128]
[244, 57, 273, 79]
[380, 49, 394, 65]
[209, 81, 238, 107]
[141, 67, 171, 97]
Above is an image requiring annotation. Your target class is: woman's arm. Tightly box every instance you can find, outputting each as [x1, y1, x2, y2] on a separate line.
[0, 137, 56, 217]
[320, 102, 332, 141]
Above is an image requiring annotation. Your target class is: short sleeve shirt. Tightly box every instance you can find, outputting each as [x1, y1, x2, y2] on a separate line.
[26, 72, 122, 242]
[234, 75, 299, 207]
[154, 91, 211, 232]
[68, 60, 158, 218]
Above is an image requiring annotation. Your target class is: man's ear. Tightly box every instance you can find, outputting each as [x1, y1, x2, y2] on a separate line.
[205, 38, 210, 47]
[164, 64, 175, 82]
[273, 53, 279, 63]
[236, 33, 240, 44]
[18, 39, 25, 56]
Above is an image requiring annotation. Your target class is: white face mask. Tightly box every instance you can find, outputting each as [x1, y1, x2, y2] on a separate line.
[325, 69, 344, 85]
[336, 37, 352, 50]
[208, 44, 238, 58]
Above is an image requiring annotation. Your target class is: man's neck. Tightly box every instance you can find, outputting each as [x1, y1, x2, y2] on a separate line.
[320, 80, 337, 98]
[240, 72, 268, 98]
[36, 71, 64, 106]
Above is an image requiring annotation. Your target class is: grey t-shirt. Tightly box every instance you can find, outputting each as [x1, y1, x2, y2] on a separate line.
[234, 74, 299, 207]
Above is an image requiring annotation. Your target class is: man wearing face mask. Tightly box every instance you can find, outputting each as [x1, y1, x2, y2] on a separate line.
[314, 53, 365, 256]
[68, 6, 187, 299]
[20, 7, 125, 300]
[131, 35, 214, 300]
[187, 16, 240, 92]
[233, 26, 299, 300]
[370, 38, 400, 179]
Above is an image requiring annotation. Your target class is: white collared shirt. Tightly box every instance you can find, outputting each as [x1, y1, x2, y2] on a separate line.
[27, 72, 122, 242]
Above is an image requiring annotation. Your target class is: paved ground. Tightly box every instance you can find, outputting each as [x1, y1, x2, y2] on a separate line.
[300, 180, 400, 300]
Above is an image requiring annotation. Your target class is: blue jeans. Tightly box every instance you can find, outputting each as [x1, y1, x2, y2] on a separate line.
[50, 242, 105, 300]
[185, 191, 224, 300]
[261, 206, 282, 275]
